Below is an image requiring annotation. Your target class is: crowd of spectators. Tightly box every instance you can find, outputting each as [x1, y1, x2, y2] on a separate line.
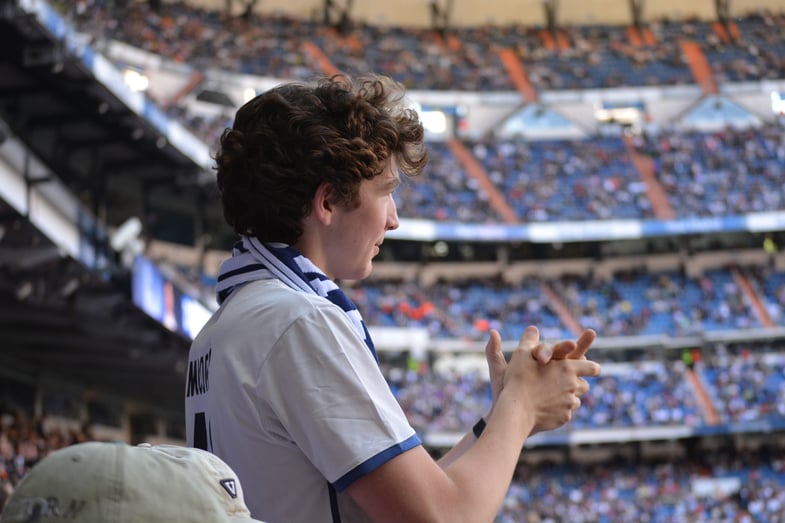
[178, 259, 779, 347]
[423, 122, 785, 225]
[2, 396, 784, 522]
[395, 141, 504, 223]
[345, 262, 774, 342]
[58, 0, 319, 80]
[471, 135, 654, 222]
[380, 340, 785, 435]
[500, 446, 785, 523]
[0, 410, 94, 512]
[659, 12, 785, 84]
[6, 3, 783, 522]
[118, 114, 785, 226]
[53, 1, 785, 92]
[508, 22, 694, 90]
[49, 1, 785, 228]
[349, 277, 567, 341]
[4, 340, 781, 521]
[570, 358, 703, 429]
[147, 115, 785, 225]
[385, 121, 785, 225]
[699, 343, 785, 425]
[552, 266, 765, 338]
[634, 123, 785, 218]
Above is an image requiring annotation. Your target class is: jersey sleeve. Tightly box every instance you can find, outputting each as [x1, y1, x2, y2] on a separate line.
[260, 303, 421, 491]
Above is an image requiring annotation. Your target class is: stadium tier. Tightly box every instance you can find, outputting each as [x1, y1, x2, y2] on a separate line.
[1, 1, 785, 522]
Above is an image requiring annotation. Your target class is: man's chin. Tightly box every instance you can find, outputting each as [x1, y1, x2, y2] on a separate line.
[338, 263, 373, 282]
[357, 261, 375, 280]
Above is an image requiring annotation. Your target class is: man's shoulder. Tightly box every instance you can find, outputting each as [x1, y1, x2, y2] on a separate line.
[225, 279, 341, 321]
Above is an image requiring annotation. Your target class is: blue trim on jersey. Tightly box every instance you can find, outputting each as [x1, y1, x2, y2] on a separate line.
[332, 434, 422, 492]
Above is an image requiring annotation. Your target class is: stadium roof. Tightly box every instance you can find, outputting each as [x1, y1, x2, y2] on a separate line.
[188, 0, 784, 27]
[0, 195, 189, 419]
[0, 1, 201, 419]
[0, 3, 238, 252]
[0, 0, 783, 425]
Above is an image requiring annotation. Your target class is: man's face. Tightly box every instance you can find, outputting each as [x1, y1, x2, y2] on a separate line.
[321, 161, 401, 281]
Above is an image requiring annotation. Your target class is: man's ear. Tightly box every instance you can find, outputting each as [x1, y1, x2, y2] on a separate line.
[312, 182, 334, 225]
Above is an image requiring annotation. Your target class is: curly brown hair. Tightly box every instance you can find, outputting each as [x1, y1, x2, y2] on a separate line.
[215, 74, 428, 244]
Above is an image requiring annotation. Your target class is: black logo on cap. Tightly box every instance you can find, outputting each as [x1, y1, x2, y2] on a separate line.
[220, 479, 238, 499]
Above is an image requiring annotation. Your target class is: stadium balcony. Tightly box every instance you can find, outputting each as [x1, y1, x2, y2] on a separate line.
[2, 0, 785, 446]
[1, 2, 785, 521]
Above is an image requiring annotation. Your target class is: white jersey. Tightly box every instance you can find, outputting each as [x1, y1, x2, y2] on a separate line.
[185, 278, 420, 523]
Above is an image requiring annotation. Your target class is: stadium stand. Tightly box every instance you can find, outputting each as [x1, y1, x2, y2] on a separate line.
[2, 0, 785, 521]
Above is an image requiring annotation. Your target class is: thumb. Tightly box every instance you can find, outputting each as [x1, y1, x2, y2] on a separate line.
[485, 329, 506, 394]
[485, 329, 505, 367]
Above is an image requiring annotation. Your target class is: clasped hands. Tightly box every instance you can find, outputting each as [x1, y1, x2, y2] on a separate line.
[484, 326, 602, 435]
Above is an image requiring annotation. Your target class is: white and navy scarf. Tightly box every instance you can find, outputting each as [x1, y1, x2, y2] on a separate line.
[215, 235, 377, 360]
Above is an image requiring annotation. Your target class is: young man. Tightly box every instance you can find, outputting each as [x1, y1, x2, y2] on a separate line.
[185, 74, 601, 523]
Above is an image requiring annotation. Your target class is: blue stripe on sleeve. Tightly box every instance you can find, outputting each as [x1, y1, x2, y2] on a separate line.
[332, 434, 422, 492]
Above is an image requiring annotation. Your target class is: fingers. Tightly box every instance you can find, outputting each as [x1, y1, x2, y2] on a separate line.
[534, 328, 598, 363]
[525, 329, 573, 366]
[531, 342, 553, 364]
[517, 325, 540, 350]
[547, 340, 577, 361]
[519, 326, 561, 365]
[575, 377, 590, 396]
[514, 328, 599, 433]
[512, 327, 602, 382]
[570, 329, 597, 360]
[575, 359, 602, 378]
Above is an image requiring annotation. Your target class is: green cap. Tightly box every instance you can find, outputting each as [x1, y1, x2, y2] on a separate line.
[0, 442, 265, 523]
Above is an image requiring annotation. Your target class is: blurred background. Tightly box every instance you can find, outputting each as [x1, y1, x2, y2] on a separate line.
[1, 0, 785, 520]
